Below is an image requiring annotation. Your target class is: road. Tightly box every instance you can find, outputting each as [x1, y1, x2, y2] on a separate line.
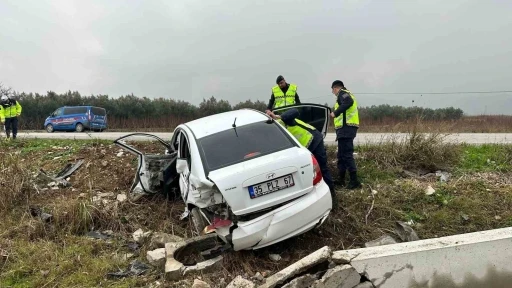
[15, 131, 512, 145]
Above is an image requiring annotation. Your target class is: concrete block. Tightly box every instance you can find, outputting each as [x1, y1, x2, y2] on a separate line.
[281, 274, 317, 288]
[150, 232, 184, 248]
[182, 256, 223, 276]
[260, 246, 332, 288]
[146, 248, 166, 266]
[192, 279, 211, 288]
[354, 282, 374, 288]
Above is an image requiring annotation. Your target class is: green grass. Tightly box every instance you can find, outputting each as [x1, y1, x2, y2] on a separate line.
[458, 144, 512, 172]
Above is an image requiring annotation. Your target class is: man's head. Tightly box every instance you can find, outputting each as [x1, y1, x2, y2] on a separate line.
[276, 75, 287, 89]
[331, 80, 345, 96]
[1, 95, 8, 105]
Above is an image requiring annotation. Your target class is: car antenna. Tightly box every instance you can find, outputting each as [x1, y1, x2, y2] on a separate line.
[232, 117, 239, 137]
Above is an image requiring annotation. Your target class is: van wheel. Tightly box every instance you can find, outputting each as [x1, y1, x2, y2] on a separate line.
[190, 207, 208, 236]
[46, 124, 54, 133]
[75, 123, 84, 132]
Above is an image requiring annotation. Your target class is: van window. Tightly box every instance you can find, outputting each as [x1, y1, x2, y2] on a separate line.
[91, 107, 106, 116]
[63, 107, 88, 115]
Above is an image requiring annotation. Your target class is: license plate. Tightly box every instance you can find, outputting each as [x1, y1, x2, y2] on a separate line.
[248, 174, 295, 199]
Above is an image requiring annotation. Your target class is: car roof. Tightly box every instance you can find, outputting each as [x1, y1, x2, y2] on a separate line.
[184, 109, 270, 139]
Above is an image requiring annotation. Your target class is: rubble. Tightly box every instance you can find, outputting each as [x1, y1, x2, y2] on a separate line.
[150, 232, 184, 248]
[282, 274, 317, 288]
[117, 193, 127, 202]
[147, 248, 166, 266]
[394, 221, 420, 242]
[364, 235, 398, 248]
[425, 185, 436, 196]
[354, 282, 375, 288]
[182, 256, 223, 276]
[192, 279, 211, 288]
[315, 265, 360, 288]
[29, 206, 53, 223]
[269, 254, 282, 262]
[261, 246, 332, 288]
[226, 276, 256, 288]
[36, 159, 84, 189]
[253, 272, 265, 282]
[133, 228, 152, 243]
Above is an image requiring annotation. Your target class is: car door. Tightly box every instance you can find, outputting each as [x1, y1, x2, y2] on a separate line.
[176, 131, 193, 201]
[51, 108, 64, 130]
[272, 103, 331, 138]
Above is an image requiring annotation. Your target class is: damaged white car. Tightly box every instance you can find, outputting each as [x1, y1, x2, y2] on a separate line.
[114, 104, 334, 251]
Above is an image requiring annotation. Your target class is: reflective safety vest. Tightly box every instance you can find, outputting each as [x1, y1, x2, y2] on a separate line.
[277, 118, 315, 148]
[334, 89, 359, 129]
[272, 84, 297, 108]
[0, 100, 22, 122]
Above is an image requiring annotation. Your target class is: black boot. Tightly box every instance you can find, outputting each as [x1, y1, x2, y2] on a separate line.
[329, 185, 339, 211]
[336, 170, 346, 187]
[347, 171, 362, 189]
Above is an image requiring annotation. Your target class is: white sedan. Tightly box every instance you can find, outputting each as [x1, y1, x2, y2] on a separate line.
[115, 104, 334, 251]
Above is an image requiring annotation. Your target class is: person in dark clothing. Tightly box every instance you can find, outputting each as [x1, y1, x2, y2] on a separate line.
[266, 75, 301, 115]
[330, 80, 362, 189]
[273, 108, 338, 209]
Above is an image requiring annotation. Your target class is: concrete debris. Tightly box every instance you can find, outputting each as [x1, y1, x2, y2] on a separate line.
[117, 151, 124, 157]
[226, 276, 256, 288]
[495, 215, 502, 220]
[102, 160, 108, 167]
[182, 256, 223, 276]
[150, 232, 184, 249]
[365, 235, 399, 248]
[436, 171, 451, 182]
[192, 279, 211, 288]
[165, 242, 185, 281]
[40, 270, 50, 277]
[117, 193, 127, 203]
[354, 282, 375, 288]
[461, 214, 470, 222]
[315, 265, 360, 288]
[394, 221, 420, 242]
[371, 190, 378, 195]
[253, 272, 265, 282]
[133, 229, 152, 243]
[425, 185, 436, 196]
[98, 192, 115, 198]
[269, 254, 282, 262]
[147, 248, 166, 266]
[261, 246, 332, 288]
[282, 274, 317, 288]
[332, 251, 354, 265]
[107, 260, 150, 278]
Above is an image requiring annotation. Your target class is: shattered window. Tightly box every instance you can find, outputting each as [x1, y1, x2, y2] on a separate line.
[91, 107, 106, 116]
[198, 121, 295, 172]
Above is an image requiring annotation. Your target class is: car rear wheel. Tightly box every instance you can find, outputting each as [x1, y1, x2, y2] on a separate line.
[46, 124, 54, 133]
[75, 123, 84, 132]
[190, 207, 208, 236]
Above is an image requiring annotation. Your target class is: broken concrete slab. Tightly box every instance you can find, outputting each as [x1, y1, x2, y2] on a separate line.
[147, 248, 166, 266]
[260, 246, 332, 288]
[182, 256, 223, 276]
[332, 251, 354, 265]
[269, 254, 282, 262]
[425, 185, 436, 196]
[133, 228, 152, 243]
[281, 274, 317, 288]
[117, 193, 127, 202]
[394, 221, 420, 242]
[314, 265, 360, 288]
[150, 232, 184, 248]
[364, 235, 399, 248]
[354, 282, 375, 288]
[192, 279, 211, 288]
[226, 276, 256, 288]
[164, 242, 185, 281]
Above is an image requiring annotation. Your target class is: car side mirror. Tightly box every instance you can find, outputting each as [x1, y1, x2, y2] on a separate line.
[176, 158, 189, 174]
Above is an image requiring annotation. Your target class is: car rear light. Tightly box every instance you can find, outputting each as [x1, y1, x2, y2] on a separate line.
[312, 155, 323, 185]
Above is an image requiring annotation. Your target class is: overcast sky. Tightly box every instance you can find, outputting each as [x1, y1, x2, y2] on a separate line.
[1, 0, 511, 115]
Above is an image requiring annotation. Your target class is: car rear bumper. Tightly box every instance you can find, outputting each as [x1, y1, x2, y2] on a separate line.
[226, 180, 332, 251]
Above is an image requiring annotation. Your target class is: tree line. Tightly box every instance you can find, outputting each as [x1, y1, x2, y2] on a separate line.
[11, 91, 464, 130]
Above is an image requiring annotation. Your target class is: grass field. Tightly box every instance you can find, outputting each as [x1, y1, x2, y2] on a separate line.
[1, 133, 511, 287]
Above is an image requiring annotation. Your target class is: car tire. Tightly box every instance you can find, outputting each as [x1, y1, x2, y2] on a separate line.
[75, 123, 84, 132]
[46, 124, 54, 133]
[190, 207, 208, 236]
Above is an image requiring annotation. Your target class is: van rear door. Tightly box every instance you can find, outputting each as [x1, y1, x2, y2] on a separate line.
[90, 107, 107, 129]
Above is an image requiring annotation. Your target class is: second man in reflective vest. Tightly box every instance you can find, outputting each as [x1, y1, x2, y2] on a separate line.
[330, 80, 362, 189]
[266, 75, 301, 115]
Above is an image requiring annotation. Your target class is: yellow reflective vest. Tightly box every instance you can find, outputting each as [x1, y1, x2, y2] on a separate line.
[334, 89, 359, 129]
[0, 100, 22, 122]
[277, 118, 315, 148]
[272, 84, 297, 108]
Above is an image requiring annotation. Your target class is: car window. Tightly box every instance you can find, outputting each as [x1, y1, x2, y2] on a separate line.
[197, 121, 295, 172]
[179, 132, 192, 168]
[91, 107, 106, 116]
[63, 107, 88, 115]
[53, 108, 63, 117]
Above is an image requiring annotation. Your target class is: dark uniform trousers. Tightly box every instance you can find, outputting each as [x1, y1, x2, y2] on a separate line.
[5, 117, 18, 138]
[336, 126, 358, 174]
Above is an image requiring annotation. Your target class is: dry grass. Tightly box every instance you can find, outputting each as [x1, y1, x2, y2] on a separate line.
[1, 136, 512, 287]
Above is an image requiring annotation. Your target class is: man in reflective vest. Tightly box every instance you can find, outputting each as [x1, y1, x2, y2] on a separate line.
[0, 95, 22, 140]
[265, 75, 300, 115]
[273, 108, 337, 209]
[330, 80, 361, 189]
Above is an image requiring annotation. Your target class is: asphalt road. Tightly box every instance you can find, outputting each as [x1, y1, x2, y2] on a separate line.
[14, 131, 512, 145]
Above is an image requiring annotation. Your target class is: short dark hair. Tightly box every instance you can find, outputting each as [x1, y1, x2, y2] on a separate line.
[276, 75, 285, 84]
[331, 80, 344, 89]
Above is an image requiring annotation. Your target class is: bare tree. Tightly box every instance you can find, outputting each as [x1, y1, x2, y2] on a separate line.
[0, 82, 17, 99]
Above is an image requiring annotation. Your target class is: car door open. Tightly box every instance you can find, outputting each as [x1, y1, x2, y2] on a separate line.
[272, 103, 331, 138]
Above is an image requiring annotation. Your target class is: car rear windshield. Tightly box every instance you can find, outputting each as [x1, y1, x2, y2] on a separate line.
[198, 121, 296, 172]
[63, 107, 88, 115]
[91, 107, 106, 116]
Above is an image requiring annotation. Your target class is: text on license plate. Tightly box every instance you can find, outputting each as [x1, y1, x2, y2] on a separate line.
[248, 174, 295, 199]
